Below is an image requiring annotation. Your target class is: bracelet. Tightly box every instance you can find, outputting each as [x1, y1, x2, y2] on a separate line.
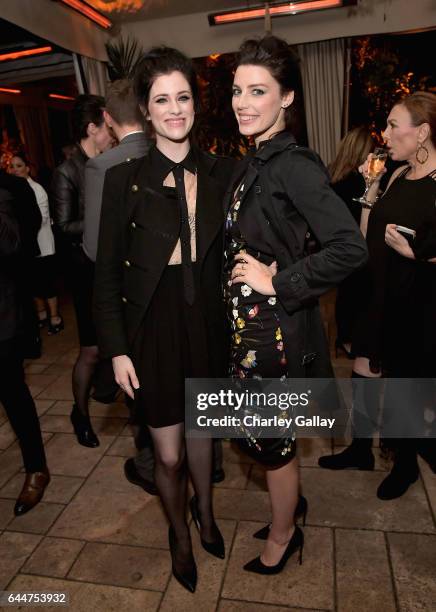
[361, 203, 373, 210]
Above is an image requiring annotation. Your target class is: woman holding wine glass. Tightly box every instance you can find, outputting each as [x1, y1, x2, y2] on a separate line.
[319, 91, 436, 498]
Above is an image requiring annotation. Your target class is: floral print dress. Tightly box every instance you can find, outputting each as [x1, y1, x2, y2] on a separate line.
[224, 180, 289, 380]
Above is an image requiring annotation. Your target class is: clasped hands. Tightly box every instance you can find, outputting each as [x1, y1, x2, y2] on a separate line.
[230, 252, 277, 295]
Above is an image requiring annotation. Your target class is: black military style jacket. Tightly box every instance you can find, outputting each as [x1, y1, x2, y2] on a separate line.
[94, 146, 236, 378]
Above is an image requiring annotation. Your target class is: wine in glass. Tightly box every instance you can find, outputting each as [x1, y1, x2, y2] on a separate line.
[353, 147, 388, 206]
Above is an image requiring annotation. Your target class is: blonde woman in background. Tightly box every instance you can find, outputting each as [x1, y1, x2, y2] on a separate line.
[328, 127, 375, 358]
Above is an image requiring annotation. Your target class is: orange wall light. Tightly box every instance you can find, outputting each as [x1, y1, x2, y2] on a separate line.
[59, 0, 112, 29]
[0, 46, 53, 62]
[49, 93, 75, 100]
[208, 0, 356, 25]
[0, 87, 22, 94]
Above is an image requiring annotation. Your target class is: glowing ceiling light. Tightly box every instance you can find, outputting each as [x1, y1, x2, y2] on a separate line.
[58, 0, 112, 28]
[0, 87, 22, 94]
[209, 0, 357, 26]
[49, 93, 75, 100]
[0, 46, 53, 62]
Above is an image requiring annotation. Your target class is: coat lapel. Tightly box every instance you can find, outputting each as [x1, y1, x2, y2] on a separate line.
[195, 150, 225, 263]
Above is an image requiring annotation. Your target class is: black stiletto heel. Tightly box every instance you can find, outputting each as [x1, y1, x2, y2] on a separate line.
[70, 404, 99, 448]
[189, 495, 225, 559]
[253, 494, 307, 540]
[244, 525, 304, 575]
[168, 526, 197, 593]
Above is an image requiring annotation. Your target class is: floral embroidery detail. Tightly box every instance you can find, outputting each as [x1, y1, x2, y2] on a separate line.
[234, 333, 242, 345]
[247, 305, 259, 319]
[232, 297, 238, 307]
[241, 350, 257, 369]
[236, 318, 246, 329]
[232, 309, 239, 320]
[268, 296, 277, 305]
[234, 200, 241, 210]
[241, 284, 252, 297]
[276, 341, 284, 351]
[275, 327, 282, 341]
[280, 354, 287, 366]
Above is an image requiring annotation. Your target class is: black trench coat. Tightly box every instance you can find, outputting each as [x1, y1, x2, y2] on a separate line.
[230, 132, 368, 379]
[93, 147, 236, 379]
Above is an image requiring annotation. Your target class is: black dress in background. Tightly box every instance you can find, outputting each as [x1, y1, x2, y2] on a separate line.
[332, 171, 367, 347]
[352, 167, 436, 376]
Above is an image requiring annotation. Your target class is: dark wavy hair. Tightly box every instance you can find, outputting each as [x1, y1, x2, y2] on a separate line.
[235, 35, 301, 131]
[133, 46, 200, 114]
[71, 94, 106, 142]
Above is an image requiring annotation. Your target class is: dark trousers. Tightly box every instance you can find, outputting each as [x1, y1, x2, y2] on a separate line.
[0, 338, 47, 472]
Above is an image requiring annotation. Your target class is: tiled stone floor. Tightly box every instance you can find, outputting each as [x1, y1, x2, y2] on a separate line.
[0, 296, 435, 612]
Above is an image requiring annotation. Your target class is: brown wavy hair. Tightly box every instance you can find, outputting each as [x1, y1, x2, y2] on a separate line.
[329, 127, 374, 184]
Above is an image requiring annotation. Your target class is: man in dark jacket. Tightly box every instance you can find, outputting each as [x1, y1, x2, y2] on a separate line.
[0, 172, 50, 515]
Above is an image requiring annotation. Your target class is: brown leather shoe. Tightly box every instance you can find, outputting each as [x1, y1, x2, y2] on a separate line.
[14, 469, 50, 516]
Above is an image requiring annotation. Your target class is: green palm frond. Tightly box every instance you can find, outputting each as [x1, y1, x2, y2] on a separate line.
[106, 35, 144, 80]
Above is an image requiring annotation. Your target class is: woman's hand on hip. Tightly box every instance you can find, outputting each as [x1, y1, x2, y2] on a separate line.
[385, 224, 415, 259]
[112, 355, 139, 399]
[231, 253, 277, 295]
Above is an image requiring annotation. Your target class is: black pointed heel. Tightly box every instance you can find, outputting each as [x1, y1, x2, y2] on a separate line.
[253, 494, 307, 540]
[70, 405, 100, 448]
[189, 495, 225, 559]
[244, 525, 304, 575]
[168, 526, 197, 593]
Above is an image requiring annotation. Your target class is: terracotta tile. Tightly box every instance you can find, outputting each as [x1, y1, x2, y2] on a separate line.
[218, 602, 319, 612]
[418, 456, 436, 517]
[0, 498, 15, 529]
[0, 442, 23, 488]
[213, 488, 271, 522]
[213, 462, 251, 489]
[37, 375, 73, 400]
[26, 373, 61, 391]
[39, 414, 126, 436]
[1, 473, 84, 504]
[221, 523, 333, 609]
[49, 456, 168, 548]
[48, 399, 129, 418]
[0, 421, 16, 450]
[298, 437, 333, 468]
[121, 423, 136, 436]
[0, 531, 42, 588]
[336, 529, 396, 612]
[107, 436, 137, 457]
[222, 440, 254, 464]
[44, 433, 115, 477]
[160, 519, 236, 612]
[299, 467, 435, 532]
[68, 541, 170, 591]
[7, 575, 161, 611]
[388, 532, 436, 612]
[43, 364, 71, 376]
[22, 536, 84, 578]
[25, 363, 49, 374]
[35, 399, 55, 416]
[7, 502, 65, 535]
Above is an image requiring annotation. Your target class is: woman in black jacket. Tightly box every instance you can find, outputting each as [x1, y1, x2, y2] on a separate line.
[51, 95, 112, 448]
[94, 47, 235, 593]
[225, 36, 368, 575]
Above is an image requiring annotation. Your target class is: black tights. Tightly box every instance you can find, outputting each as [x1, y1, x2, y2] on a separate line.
[148, 424, 216, 567]
[72, 345, 98, 418]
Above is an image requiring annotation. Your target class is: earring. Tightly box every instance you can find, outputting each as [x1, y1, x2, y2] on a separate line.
[416, 142, 429, 165]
